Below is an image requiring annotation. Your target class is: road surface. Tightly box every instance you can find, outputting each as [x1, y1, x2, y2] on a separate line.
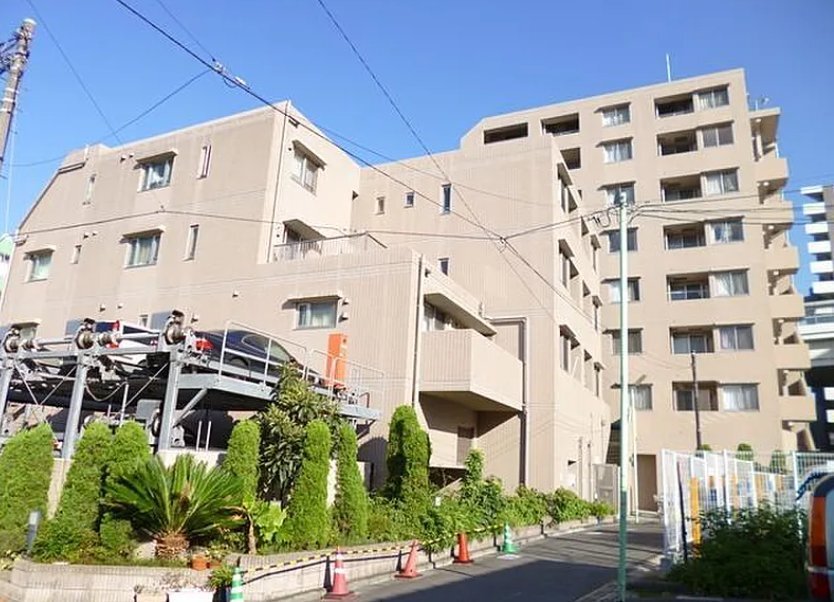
[358, 522, 663, 601]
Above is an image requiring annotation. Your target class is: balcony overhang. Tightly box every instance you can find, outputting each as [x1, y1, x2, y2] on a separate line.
[424, 291, 495, 336]
[283, 219, 325, 241]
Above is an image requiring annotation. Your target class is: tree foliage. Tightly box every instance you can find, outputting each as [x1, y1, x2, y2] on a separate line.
[384, 405, 430, 505]
[332, 423, 369, 544]
[258, 364, 339, 503]
[0, 424, 54, 553]
[105, 454, 242, 559]
[34, 422, 112, 560]
[283, 420, 331, 550]
[223, 420, 261, 504]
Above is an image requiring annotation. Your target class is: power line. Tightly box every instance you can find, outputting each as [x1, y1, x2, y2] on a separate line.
[153, 0, 217, 61]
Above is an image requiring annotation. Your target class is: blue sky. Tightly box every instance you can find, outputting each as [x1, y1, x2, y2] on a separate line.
[3, 0, 833, 292]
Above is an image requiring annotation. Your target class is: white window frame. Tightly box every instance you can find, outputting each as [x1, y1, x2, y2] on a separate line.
[709, 219, 744, 244]
[602, 139, 633, 163]
[125, 233, 161, 268]
[711, 270, 749, 297]
[601, 104, 630, 127]
[296, 299, 338, 329]
[607, 278, 640, 303]
[718, 325, 754, 351]
[697, 87, 730, 110]
[198, 144, 212, 178]
[185, 224, 199, 261]
[701, 123, 734, 148]
[631, 385, 652, 411]
[703, 169, 739, 196]
[671, 331, 711, 355]
[611, 329, 643, 354]
[291, 148, 320, 194]
[139, 156, 174, 191]
[604, 183, 635, 207]
[721, 384, 759, 411]
[27, 250, 53, 282]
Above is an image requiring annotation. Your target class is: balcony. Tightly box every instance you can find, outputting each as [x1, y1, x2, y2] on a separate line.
[809, 240, 832, 255]
[657, 130, 697, 156]
[811, 260, 834, 275]
[421, 329, 523, 412]
[754, 154, 788, 188]
[769, 292, 804, 320]
[272, 233, 385, 262]
[804, 202, 827, 217]
[772, 342, 811, 371]
[812, 281, 834, 296]
[765, 244, 799, 272]
[779, 394, 816, 422]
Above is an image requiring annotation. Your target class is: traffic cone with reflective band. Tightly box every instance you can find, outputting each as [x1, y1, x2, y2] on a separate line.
[323, 548, 355, 600]
[229, 567, 244, 602]
[500, 523, 518, 555]
[395, 540, 422, 579]
[453, 532, 473, 564]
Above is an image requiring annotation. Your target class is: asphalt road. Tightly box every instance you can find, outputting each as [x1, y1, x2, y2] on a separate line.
[358, 522, 663, 602]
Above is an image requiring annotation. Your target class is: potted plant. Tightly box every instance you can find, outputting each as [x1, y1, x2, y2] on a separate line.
[208, 564, 235, 602]
[190, 547, 209, 571]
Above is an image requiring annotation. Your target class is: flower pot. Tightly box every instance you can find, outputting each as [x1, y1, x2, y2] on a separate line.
[191, 555, 209, 571]
[168, 591, 214, 602]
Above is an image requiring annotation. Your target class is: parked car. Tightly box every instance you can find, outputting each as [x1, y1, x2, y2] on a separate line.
[195, 329, 308, 381]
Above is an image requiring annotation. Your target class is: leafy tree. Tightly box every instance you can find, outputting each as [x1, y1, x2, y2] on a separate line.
[458, 450, 505, 534]
[0, 424, 54, 553]
[224, 420, 262, 553]
[258, 364, 339, 503]
[283, 420, 331, 549]
[105, 454, 242, 559]
[384, 405, 430, 504]
[332, 423, 369, 544]
[34, 422, 112, 560]
[100, 421, 151, 557]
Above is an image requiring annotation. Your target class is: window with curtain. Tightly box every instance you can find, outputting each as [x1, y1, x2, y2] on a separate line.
[710, 219, 744, 243]
[604, 183, 635, 207]
[630, 385, 652, 410]
[611, 329, 643, 354]
[722, 384, 759, 411]
[711, 270, 749, 297]
[702, 123, 734, 147]
[28, 251, 53, 281]
[140, 156, 174, 191]
[297, 300, 337, 329]
[719, 325, 754, 350]
[704, 170, 739, 196]
[126, 234, 161, 267]
[291, 148, 320, 193]
[603, 139, 633, 163]
[607, 278, 640, 303]
[602, 105, 630, 127]
[697, 87, 729, 110]
[608, 228, 638, 253]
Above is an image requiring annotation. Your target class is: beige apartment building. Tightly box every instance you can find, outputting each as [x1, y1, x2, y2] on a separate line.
[0, 100, 608, 494]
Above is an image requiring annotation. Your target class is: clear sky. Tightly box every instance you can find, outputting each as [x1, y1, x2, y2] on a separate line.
[3, 0, 833, 292]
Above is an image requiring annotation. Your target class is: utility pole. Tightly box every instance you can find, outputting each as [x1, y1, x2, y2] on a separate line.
[690, 350, 703, 450]
[617, 191, 631, 602]
[0, 19, 36, 176]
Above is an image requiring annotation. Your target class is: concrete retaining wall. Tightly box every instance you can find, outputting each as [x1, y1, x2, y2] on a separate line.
[0, 518, 612, 602]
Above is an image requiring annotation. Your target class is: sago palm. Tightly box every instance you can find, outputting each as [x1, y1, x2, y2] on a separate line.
[105, 454, 242, 558]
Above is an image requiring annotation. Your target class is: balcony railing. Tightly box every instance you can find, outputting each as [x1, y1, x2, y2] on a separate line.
[272, 233, 385, 262]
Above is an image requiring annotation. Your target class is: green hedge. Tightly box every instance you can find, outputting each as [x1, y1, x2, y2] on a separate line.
[0, 424, 54, 554]
[223, 420, 261, 504]
[283, 420, 331, 549]
[331, 423, 368, 544]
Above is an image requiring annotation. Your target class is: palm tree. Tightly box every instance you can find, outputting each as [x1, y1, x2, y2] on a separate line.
[105, 454, 242, 558]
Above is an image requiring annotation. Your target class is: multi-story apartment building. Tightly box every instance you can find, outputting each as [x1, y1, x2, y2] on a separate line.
[449, 68, 812, 508]
[799, 185, 834, 449]
[0, 101, 608, 494]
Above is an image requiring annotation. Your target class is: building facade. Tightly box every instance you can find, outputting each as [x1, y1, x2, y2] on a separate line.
[799, 185, 834, 449]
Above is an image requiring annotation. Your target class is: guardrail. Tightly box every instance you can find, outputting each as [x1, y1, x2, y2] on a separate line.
[272, 233, 386, 262]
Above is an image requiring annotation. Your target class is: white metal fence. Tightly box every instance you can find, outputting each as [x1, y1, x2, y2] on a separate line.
[660, 449, 834, 559]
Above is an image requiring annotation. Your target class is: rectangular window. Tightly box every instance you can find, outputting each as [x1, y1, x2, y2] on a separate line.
[710, 219, 744, 244]
[376, 196, 385, 215]
[542, 114, 580, 136]
[198, 144, 212, 178]
[703, 169, 739, 196]
[611, 329, 643, 354]
[719, 325, 754, 351]
[602, 139, 633, 163]
[126, 233, 161, 267]
[671, 331, 712, 354]
[697, 87, 730, 110]
[140, 156, 174, 191]
[712, 270, 749, 297]
[185, 225, 199, 261]
[674, 386, 718, 411]
[438, 257, 450, 275]
[604, 183, 635, 207]
[594, 365, 602, 396]
[701, 124, 734, 148]
[83, 174, 96, 206]
[665, 226, 706, 249]
[668, 277, 710, 301]
[291, 148, 320, 193]
[441, 184, 452, 214]
[71, 244, 82, 265]
[607, 228, 637, 253]
[607, 278, 640, 303]
[405, 191, 415, 208]
[601, 105, 630, 127]
[27, 251, 53, 281]
[721, 384, 759, 411]
[631, 385, 652, 411]
[297, 300, 337, 329]
[560, 332, 573, 371]
[656, 96, 694, 117]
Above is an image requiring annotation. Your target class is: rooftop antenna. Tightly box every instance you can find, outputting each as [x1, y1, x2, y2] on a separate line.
[665, 53, 672, 83]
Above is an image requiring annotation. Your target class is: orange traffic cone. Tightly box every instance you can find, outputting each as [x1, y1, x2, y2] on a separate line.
[323, 548, 355, 600]
[395, 540, 422, 579]
[453, 532, 473, 564]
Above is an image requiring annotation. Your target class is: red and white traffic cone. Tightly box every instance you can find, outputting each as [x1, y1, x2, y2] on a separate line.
[323, 548, 355, 600]
[395, 540, 422, 579]
[453, 532, 473, 564]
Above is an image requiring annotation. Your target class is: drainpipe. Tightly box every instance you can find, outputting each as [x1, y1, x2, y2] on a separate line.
[266, 100, 292, 263]
[490, 315, 530, 486]
[410, 255, 425, 408]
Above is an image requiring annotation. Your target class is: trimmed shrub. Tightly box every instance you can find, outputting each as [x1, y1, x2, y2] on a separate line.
[284, 420, 331, 549]
[223, 420, 261, 504]
[502, 486, 548, 527]
[546, 488, 592, 523]
[367, 496, 410, 543]
[0, 424, 54, 553]
[332, 423, 369, 544]
[458, 450, 505, 534]
[99, 421, 151, 558]
[384, 406, 431, 506]
[736, 442, 754, 463]
[34, 422, 113, 560]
